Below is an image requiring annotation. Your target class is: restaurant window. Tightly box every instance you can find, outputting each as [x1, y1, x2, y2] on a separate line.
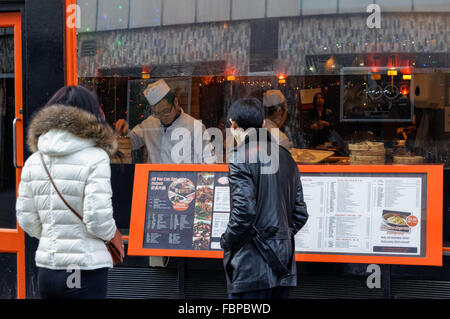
[75, 0, 450, 166]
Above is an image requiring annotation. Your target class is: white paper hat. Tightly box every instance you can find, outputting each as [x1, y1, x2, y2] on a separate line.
[144, 79, 171, 106]
[263, 90, 285, 107]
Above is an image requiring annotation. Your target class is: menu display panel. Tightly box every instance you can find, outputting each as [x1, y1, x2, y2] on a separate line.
[128, 164, 443, 266]
[142, 170, 230, 252]
[296, 173, 426, 258]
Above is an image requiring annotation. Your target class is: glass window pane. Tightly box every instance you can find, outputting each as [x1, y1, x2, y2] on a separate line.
[339, 0, 368, 13]
[163, 0, 196, 25]
[267, 0, 300, 18]
[302, 0, 337, 15]
[129, 0, 162, 28]
[376, 0, 412, 12]
[78, 0, 98, 32]
[97, 0, 129, 31]
[76, 1, 450, 167]
[0, 27, 17, 229]
[413, 0, 450, 12]
[197, 0, 230, 23]
[232, 0, 265, 20]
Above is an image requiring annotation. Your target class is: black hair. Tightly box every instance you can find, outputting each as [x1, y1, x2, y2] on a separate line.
[264, 102, 286, 117]
[46, 86, 105, 123]
[159, 90, 176, 106]
[227, 98, 264, 130]
[312, 92, 324, 110]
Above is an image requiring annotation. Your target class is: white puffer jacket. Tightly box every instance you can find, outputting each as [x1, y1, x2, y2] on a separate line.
[16, 104, 119, 270]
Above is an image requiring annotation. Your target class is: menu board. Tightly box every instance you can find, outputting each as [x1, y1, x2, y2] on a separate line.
[143, 171, 230, 251]
[296, 173, 426, 258]
[128, 164, 443, 266]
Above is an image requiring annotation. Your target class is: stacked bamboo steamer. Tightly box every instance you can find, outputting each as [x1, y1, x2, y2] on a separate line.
[393, 155, 424, 164]
[349, 141, 385, 165]
[111, 136, 132, 164]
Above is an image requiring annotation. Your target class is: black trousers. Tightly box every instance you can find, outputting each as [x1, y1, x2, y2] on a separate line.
[229, 286, 292, 299]
[38, 267, 108, 299]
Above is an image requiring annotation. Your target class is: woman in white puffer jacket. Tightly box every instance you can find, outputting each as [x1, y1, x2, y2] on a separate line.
[16, 86, 119, 299]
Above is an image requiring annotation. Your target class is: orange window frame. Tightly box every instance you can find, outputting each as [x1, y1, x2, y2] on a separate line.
[128, 164, 443, 266]
[0, 11, 25, 299]
[65, 0, 78, 86]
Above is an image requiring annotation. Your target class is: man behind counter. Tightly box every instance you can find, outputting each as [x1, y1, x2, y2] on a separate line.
[262, 90, 293, 150]
[115, 79, 215, 163]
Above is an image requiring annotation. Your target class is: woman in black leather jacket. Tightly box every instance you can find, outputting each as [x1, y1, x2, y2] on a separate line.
[220, 98, 309, 299]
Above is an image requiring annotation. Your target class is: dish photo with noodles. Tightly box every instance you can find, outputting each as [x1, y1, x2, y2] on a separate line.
[382, 211, 410, 228]
[168, 178, 195, 205]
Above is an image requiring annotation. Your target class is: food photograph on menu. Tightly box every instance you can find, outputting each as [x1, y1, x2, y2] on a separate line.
[381, 210, 412, 232]
[168, 177, 196, 210]
[142, 171, 230, 251]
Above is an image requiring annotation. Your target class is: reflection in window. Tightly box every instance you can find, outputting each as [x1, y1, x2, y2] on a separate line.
[77, 1, 450, 166]
[0, 27, 17, 229]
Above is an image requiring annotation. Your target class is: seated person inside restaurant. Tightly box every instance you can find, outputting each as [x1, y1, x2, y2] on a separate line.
[307, 92, 334, 148]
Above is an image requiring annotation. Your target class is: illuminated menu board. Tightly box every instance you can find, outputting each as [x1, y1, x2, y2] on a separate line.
[142, 171, 229, 251]
[128, 164, 442, 266]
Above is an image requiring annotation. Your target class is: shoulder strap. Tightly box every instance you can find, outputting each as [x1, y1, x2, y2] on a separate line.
[39, 152, 83, 221]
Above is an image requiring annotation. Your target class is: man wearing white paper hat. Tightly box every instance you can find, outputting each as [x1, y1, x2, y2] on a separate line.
[262, 90, 293, 150]
[115, 79, 215, 163]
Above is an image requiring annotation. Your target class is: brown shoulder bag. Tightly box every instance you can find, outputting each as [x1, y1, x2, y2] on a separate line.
[39, 152, 125, 265]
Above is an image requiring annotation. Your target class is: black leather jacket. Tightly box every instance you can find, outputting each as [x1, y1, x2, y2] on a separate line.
[220, 129, 308, 294]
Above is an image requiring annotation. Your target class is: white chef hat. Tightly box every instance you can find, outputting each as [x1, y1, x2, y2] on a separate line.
[144, 79, 172, 106]
[263, 90, 286, 107]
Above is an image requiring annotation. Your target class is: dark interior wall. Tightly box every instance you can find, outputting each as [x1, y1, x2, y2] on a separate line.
[23, 0, 66, 299]
[23, 0, 65, 145]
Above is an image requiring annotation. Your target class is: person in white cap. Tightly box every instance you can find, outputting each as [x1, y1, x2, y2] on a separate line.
[262, 90, 293, 150]
[115, 79, 215, 163]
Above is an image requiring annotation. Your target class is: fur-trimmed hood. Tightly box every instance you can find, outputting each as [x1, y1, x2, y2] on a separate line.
[27, 104, 118, 156]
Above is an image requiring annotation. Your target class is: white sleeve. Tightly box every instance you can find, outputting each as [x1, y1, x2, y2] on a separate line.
[198, 123, 216, 164]
[83, 151, 117, 241]
[16, 162, 42, 239]
[128, 124, 146, 151]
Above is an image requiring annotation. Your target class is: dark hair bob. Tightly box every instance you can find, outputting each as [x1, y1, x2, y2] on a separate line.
[227, 98, 264, 130]
[46, 86, 105, 123]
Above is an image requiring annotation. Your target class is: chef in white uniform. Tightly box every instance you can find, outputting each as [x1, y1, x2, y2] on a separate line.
[115, 79, 215, 163]
[262, 90, 293, 150]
